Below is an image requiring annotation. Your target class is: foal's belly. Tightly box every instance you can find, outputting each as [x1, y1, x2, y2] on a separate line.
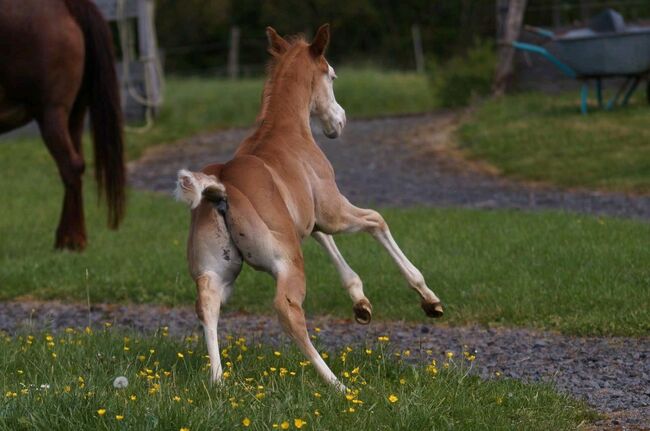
[0, 85, 30, 133]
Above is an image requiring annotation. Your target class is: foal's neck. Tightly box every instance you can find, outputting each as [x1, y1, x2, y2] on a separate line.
[258, 60, 313, 139]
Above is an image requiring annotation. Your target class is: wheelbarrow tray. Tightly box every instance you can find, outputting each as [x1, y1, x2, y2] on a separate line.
[552, 28, 650, 77]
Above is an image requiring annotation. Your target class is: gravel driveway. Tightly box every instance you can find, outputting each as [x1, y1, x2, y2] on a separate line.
[129, 113, 650, 220]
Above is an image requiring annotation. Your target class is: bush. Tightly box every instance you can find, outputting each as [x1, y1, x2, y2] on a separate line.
[428, 40, 496, 107]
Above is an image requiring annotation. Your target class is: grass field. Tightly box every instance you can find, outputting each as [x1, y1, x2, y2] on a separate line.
[127, 69, 435, 158]
[459, 92, 650, 193]
[1, 137, 649, 337]
[0, 328, 594, 430]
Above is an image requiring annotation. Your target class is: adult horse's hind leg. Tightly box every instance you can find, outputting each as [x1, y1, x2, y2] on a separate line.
[312, 232, 372, 324]
[38, 107, 87, 250]
[322, 200, 444, 318]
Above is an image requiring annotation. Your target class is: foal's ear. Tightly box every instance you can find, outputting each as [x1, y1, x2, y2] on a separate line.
[309, 23, 330, 58]
[266, 26, 289, 56]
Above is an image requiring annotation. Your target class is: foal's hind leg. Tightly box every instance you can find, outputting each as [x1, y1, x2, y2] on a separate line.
[38, 107, 86, 250]
[224, 185, 346, 391]
[312, 232, 372, 324]
[322, 200, 443, 317]
[273, 261, 346, 391]
[188, 202, 243, 383]
[194, 271, 235, 382]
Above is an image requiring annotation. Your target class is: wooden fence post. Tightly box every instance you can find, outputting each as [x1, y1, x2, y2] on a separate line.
[411, 24, 425, 74]
[493, 0, 528, 97]
[228, 26, 240, 79]
[137, 0, 161, 111]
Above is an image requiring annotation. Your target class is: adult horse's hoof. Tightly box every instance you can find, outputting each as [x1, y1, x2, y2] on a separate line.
[421, 301, 444, 318]
[55, 233, 87, 252]
[353, 299, 372, 325]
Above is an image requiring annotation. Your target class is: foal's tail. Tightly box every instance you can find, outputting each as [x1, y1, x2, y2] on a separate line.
[176, 170, 227, 209]
[64, 0, 125, 229]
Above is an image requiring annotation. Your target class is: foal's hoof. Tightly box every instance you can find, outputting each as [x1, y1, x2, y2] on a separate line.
[353, 300, 372, 325]
[421, 301, 444, 318]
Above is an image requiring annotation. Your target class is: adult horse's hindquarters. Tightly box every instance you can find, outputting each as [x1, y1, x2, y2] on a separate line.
[0, 0, 125, 250]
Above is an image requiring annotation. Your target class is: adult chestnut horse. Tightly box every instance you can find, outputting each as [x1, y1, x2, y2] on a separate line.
[176, 25, 443, 391]
[0, 0, 125, 250]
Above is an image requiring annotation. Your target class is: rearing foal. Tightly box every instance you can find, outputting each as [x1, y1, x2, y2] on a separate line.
[176, 25, 443, 391]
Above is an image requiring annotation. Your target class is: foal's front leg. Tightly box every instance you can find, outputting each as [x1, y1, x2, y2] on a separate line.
[326, 202, 443, 317]
[312, 232, 373, 324]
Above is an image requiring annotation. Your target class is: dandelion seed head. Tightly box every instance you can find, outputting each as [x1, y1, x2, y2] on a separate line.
[113, 376, 129, 389]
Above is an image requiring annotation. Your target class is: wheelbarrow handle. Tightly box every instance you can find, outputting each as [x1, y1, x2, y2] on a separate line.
[511, 41, 577, 79]
[523, 25, 555, 39]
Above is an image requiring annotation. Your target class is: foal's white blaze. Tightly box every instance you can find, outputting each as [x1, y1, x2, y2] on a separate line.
[311, 64, 346, 138]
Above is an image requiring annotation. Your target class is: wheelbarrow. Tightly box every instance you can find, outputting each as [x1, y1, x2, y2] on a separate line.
[512, 9, 650, 114]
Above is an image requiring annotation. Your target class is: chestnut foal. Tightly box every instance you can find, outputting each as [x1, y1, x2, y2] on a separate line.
[177, 25, 443, 391]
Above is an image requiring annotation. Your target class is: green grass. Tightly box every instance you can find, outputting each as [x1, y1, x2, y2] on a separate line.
[128, 69, 435, 158]
[459, 91, 650, 193]
[0, 328, 594, 430]
[2, 138, 649, 337]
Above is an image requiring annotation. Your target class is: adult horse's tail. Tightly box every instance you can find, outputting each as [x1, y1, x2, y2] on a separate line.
[64, 0, 125, 229]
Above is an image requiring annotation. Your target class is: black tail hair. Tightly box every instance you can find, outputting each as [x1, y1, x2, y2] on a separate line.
[64, 0, 125, 229]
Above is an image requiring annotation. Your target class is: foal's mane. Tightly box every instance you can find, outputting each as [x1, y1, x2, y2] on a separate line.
[257, 35, 311, 124]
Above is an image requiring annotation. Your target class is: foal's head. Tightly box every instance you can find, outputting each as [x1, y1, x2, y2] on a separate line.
[265, 24, 346, 138]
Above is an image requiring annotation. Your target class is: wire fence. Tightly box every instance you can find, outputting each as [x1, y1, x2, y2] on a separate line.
[154, 1, 650, 78]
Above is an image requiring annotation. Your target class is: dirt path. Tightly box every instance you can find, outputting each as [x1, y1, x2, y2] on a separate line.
[129, 112, 650, 219]
[1, 300, 648, 430]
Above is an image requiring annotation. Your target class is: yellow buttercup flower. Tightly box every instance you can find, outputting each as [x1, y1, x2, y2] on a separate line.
[115, 415, 124, 421]
[294, 418, 306, 428]
[97, 408, 106, 416]
[242, 417, 251, 427]
[388, 394, 398, 403]
[280, 421, 290, 429]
